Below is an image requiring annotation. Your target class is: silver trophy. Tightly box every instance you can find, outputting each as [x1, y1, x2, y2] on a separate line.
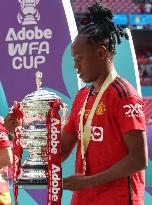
[14, 71, 67, 185]
[17, 0, 40, 25]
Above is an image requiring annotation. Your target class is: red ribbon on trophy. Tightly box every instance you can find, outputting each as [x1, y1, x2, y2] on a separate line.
[46, 99, 62, 205]
[12, 101, 23, 205]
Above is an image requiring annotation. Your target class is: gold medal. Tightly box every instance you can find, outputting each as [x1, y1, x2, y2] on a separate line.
[80, 69, 117, 175]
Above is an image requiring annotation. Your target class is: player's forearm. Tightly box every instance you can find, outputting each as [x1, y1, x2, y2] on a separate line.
[90, 154, 148, 187]
[0, 156, 12, 169]
[61, 143, 76, 162]
[61, 130, 77, 162]
[0, 148, 13, 169]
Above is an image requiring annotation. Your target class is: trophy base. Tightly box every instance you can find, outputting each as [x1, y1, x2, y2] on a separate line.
[16, 168, 48, 185]
[15, 178, 48, 185]
[23, 164, 47, 169]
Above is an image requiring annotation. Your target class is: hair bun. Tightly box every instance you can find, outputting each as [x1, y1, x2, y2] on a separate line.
[88, 2, 113, 24]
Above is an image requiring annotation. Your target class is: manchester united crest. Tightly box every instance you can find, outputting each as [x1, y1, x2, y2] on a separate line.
[96, 102, 106, 116]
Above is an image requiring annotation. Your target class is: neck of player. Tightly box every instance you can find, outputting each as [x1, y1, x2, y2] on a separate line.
[92, 65, 115, 95]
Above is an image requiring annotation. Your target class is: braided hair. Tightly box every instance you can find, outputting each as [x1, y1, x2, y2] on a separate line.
[79, 1, 129, 55]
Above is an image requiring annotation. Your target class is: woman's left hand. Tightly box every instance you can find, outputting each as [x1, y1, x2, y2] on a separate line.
[63, 173, 96, 191]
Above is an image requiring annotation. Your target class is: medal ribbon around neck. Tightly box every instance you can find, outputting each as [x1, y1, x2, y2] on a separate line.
[80, 69, 117, 175]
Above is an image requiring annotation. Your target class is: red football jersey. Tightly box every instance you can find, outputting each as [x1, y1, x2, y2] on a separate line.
[0, 118, 10, 148]
[64, 77, 146, 205]
[0, 119, 11, 205]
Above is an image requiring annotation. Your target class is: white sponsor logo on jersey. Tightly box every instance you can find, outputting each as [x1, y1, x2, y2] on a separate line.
[123, 103, 144, 117]
[78, 124, 104, 142]
[92, 126, 104, 141]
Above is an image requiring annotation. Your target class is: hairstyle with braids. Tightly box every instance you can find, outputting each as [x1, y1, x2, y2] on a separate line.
[79, 1, 129, 55]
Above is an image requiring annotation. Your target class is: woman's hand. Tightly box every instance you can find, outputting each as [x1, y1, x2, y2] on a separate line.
[4, 113, 19, 133]
[63, 173, 96, 191]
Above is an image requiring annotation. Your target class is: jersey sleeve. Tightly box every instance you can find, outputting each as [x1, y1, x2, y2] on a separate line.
[63, 94, 78, 135]
[0, 120, 10, 148]
[115, 96, 146, 134]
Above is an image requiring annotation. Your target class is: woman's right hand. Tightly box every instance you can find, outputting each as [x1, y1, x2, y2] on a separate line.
[4, 113, 19, 133]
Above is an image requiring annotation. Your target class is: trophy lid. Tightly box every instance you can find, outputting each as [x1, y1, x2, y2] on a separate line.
[22, 71, 60, 103]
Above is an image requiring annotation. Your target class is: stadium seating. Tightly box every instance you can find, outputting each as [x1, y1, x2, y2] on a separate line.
[143, 98, 152, 124]
[71, 0, 141, 14]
